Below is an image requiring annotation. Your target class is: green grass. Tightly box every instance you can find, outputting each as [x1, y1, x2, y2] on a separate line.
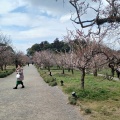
[37, 67, 120, 120]
[38, 68, 120, 101]
[98, 68, 118, 78]
[38, 68, 57, 87]
[98, 68, 111, 75]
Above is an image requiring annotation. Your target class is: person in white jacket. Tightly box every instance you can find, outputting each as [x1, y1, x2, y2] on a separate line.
[13, 64, 25, 89]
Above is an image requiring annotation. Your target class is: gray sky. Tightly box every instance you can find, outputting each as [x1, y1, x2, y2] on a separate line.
[0, 0, 76, 53]
[0, 0, 119, 53]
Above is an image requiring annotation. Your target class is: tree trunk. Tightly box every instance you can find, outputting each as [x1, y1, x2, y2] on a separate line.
[62, 68, 65, 74]
[93, 69, 97, 76]
[109, 63, 115, 77]
[15, 60, 18, 68]
[71, 68, 74, 74]
[0, 65, 3, 71]
[15, 63, 18, 68]
[111, 68, 114, 77]
[48, 66, 50, 71]
[81, 68, 85, 89]
[57, 65, 60, 69]
[4, 64, 7, 70]
[68, 68, 70, 72]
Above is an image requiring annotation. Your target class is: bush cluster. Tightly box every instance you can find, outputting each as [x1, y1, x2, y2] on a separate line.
[0, 68, 15, 78]
[68, 96, 77, 105]
[38, 69, 57, 87]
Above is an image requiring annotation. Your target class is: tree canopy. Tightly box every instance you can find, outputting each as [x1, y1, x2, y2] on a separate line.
[27, 38, 70, 56]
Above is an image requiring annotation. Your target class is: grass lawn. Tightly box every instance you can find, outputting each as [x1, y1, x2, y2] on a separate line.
[98, 68, 118, 78]
[38, 67, 120, 120]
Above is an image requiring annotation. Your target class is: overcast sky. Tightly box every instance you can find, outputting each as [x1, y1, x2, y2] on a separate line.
[0, 0, 119, 53]
[0, 0, 77, 53]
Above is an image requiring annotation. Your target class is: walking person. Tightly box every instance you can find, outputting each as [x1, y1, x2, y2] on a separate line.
[13, 64, 25, 89]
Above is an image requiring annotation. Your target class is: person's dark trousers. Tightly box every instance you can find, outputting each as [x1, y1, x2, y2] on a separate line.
[13, 81, 24, 89]
[21, 81, 25, 88]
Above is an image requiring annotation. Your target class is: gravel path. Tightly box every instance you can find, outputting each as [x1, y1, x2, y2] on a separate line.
[0, 65, 84, 120]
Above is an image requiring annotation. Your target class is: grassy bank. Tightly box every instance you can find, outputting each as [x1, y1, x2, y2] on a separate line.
[38, 67, 120, 120]
[0, 66, 15, 78]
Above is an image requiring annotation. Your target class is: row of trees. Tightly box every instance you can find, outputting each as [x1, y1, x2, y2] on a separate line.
[33, 30, 120, 89]
[0, 32, 29, 71]
[31, 0, 120, 89]
[27, 38, 70, 56]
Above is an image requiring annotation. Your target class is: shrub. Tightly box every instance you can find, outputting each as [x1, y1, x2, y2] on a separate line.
[0, 68, 15, 78]
[43, 76, 53, 83]
[0, 73, 7, 78]
[68, 96, 77, 105]
[49, 81, 57, 86]
[39, 70, 57, 87]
